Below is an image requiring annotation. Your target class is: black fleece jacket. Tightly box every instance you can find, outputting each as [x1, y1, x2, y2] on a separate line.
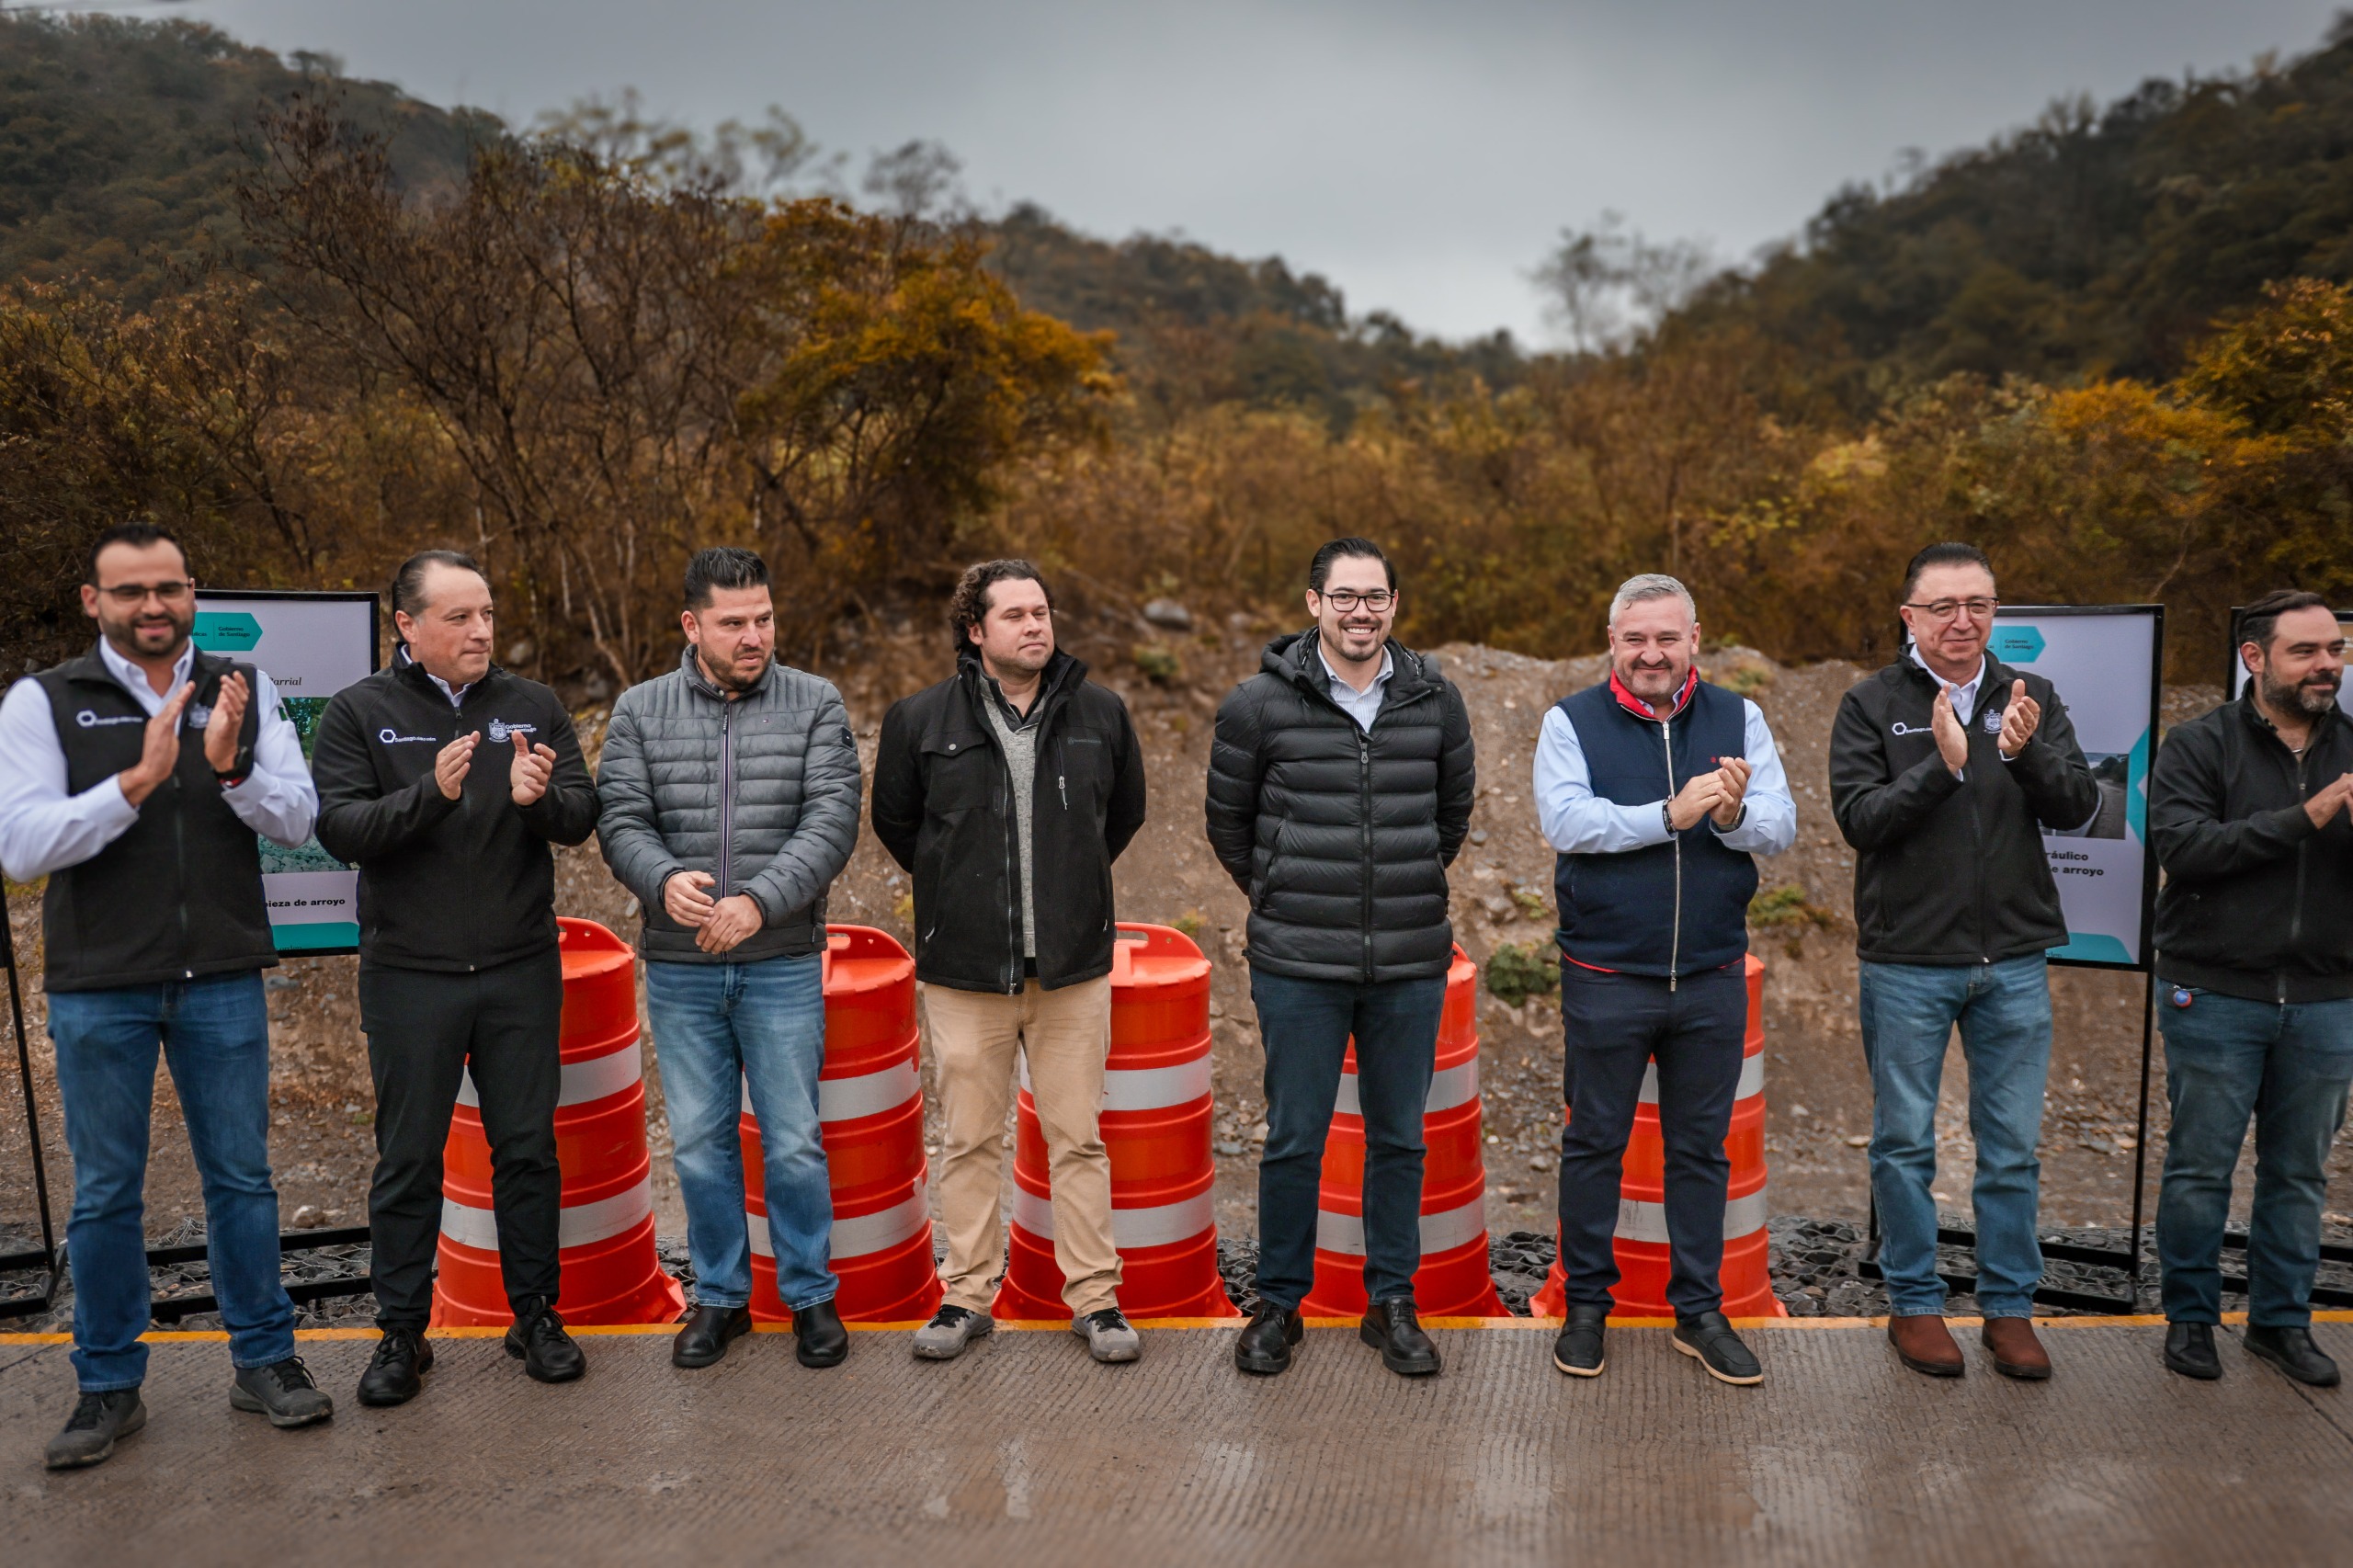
[1830, 654, 2098, 966]
[313, 655, 597, 971]
[2152, 693, 2353, 1003]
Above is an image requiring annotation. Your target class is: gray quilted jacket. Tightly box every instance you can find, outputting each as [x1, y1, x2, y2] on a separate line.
[596, 648, 862, 963]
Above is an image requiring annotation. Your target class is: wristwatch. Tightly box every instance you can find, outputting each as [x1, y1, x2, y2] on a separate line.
[1661, 801, 1675, 836]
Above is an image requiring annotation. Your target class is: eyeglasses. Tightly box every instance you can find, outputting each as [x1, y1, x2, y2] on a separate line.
[1317, 589, 1395, 613]
[1903, 597, 1998, 623]
[97, 580, 194, 606]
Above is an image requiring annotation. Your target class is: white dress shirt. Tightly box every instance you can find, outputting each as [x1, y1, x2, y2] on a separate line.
[0, 639, 319, 882]
[1319, 642, 1393, 733]
[1533, 685, 1797, 858]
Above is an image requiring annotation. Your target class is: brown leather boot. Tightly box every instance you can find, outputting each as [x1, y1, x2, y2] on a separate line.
[1887, 1314, 1965, 1377]
[1981, 1316, 2052, 1381]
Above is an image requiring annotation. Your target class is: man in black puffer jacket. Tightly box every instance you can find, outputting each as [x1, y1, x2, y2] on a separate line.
[1207, 538, 1475, 1381]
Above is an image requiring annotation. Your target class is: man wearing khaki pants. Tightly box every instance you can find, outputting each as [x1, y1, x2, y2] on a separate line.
[872, 560, 1149, 1362]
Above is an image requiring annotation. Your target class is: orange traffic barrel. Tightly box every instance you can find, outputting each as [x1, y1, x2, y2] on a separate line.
[992, 924, 1239, 1321]
[744, 926, 942, 1326]
[432, 917, 686, 1326]
[1302, 947, 1507, 1319]
[1532, 952, 1783, 1319]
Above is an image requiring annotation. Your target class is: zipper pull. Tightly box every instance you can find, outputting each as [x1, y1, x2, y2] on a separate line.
[1059, 774, 1068, 810]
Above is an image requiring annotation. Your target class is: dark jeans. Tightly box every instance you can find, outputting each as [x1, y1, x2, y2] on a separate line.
[1554, 963, 1746, 1318]
[1248, 966, 1446, 1310]
[2157, 985, 2353, 1327]
[46, 971, 295, 1391]
[359, 951, 563, 1329]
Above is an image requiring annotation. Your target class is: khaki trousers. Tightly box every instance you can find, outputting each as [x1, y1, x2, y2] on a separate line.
[922, 977, 1122, 1315]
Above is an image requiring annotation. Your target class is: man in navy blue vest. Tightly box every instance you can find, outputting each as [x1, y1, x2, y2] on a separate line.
[1535, 574, 1795, 1385]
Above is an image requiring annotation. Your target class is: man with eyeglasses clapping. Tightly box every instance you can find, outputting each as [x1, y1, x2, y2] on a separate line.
[1829, 542, 2097, 1384]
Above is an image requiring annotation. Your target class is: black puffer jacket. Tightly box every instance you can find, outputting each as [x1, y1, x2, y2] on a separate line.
[2151, 693, 2353, 1004]
[871, 651, 1146, 994]
[1206, 631, 1475, 983]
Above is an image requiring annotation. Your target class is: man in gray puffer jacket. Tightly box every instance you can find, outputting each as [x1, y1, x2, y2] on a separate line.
[597, 547, 862, 1371]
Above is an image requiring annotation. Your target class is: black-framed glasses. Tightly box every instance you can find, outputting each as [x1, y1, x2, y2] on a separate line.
[1903, 597, 1998, 623]
[97, 580, 194, 606]
[1317, 589, 1395, 613]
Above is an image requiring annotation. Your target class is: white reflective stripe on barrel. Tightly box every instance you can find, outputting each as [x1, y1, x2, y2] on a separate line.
[1008, 1183, 1215, 1251]
[1334, 1056, 1480, 1119]
[439, 1174, 653, 1253]
[1612, 1187, 1769, 1245]
[1635, 1052, 1765, 1106]
[747, 1190, 930, 1261]
[1015, 1053, 1213, 1112]
[736, 1058, 918, 1122]
[1314, 1195, 1486, 1258]
[458, 1040, 642, 1110]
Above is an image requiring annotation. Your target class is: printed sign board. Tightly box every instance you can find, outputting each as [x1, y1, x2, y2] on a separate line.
[1987, 606, 2164, 971]
[192, 590, 379, 955]
[2225, 606, 2353, 711]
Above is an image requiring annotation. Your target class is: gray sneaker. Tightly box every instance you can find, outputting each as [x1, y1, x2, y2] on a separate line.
[229, 1356, 335, 1427]
[912, 1304, 994, 1360]
[46, 1389, 146, 1471]
[1074, 1307, 1142, 1363]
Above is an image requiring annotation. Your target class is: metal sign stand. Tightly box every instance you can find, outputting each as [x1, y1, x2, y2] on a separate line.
[0, 906, 63, 1319]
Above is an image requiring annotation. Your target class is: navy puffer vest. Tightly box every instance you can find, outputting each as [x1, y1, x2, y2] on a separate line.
[1552, 677, 1756, 979]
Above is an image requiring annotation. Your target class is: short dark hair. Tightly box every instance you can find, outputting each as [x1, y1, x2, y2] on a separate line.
[949, 560, 1051, 652]
[85, 521, 183, 584]
[2241, 588, 2334, 653]
[1901, 541, 1995, 601]
[391, 550, 485, 617]
[685, 546, 770, 610]
[1309, 537, 1395, 594]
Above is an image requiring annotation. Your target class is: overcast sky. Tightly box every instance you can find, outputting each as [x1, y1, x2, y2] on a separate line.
[163, 0, 2348, 343]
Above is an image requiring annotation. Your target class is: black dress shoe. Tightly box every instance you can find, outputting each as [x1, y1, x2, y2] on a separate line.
[1552, 1304, 1608, 1377]
[505, 1297, 585, 1383]
[2163, 1322, 2221, 1381]
[1234, 1302, 1303, 1375]
[793, 1298, 849, 1368]
[357, 1328, 434, 1406]
[1674, 1311, 1763, 1386]
[1360, 1296, 1441, 1377]
[2245, 1324, 2341, 1387]
[672, 1304, 754, 1369]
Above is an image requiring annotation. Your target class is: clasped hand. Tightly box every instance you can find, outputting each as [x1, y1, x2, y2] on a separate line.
[1666, 756, 1751, 832]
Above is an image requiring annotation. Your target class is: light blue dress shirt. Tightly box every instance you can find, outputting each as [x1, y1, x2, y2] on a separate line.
[1319, 642, 1393, 733]
[1532, 684, 1797, 858]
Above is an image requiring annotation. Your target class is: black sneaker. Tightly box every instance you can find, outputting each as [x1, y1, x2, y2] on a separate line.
[1359, 1296, 1441, 1377]
[2163, 1322, 2221, 1381]
[1552, 1304, 1608, 1378]
[358, 1327, 434, 1406]
[2245, 1324, 2341, 1387]
[45, 1389, 146, 1471]
[229, 1356, 335, 1427]
[1673, 1312, 1763, 1386]
[505, 1297, 586, 1383]
[1234, 1302, 1302, 1375]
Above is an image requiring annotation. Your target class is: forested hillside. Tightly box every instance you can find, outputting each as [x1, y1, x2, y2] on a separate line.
[4, 11, 2353, 690]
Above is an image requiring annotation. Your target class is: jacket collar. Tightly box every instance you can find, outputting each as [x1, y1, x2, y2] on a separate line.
[1608, 665, 1699, 722]
[678, 643, 776, 702]
[393, 645, 503, 703]
[63, 639, 222, 692]
[957, 647, 1085, 724]
[1265, 630, 1435, 706]
[2237, 685, 2353, 750]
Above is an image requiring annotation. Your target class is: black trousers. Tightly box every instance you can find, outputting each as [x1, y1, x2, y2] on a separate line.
[359, 950, 563, 1329]
[1555, 962, 1746, 1318]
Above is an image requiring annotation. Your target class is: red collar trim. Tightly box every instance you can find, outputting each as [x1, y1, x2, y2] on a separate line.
[1608, 666, 1699, 722]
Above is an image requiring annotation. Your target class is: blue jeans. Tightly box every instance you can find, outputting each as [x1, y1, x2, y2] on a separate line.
[1248, 967, 1446, 1310]
[1859, 956, 2052, 1317]
[2156, 987, 2353, 1327]
[46, 971, 295, 1391]
[644, 955, 835, 1312]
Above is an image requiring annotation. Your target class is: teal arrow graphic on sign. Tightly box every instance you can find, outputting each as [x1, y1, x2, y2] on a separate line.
[1989, 624, 2046, 664]
[193, 611, 264, 652]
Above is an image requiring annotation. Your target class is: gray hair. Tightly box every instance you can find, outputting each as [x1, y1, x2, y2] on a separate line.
[1608, 573, 1697, 629]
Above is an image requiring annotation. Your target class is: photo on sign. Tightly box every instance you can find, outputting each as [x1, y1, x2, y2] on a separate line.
[2050, 752, 2131, 841]
[259, 696, 345, 875]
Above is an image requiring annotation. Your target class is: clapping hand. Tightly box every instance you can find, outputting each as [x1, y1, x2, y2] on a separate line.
[508, 730, 558, 806]
[1996, 678, 2040, 758]
[202, 671, 250, 774]
[1710, 756, 1752, 829]
[1931, 684, 1970, 776]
